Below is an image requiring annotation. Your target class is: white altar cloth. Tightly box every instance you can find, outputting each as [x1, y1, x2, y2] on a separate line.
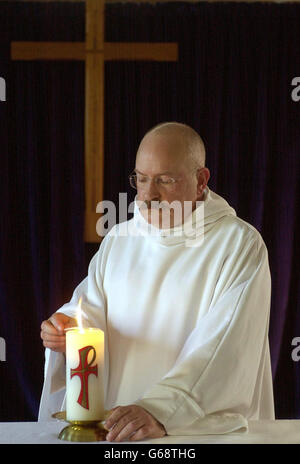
[0, 420, 299, 444]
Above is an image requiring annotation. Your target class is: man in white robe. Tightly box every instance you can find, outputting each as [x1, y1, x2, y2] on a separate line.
[39, 122, 274, 441]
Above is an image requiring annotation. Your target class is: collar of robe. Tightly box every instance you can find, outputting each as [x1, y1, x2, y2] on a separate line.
[132, 187, 236, 247]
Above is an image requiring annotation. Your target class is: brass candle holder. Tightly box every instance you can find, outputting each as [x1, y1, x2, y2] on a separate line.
[52, 411, 108, 442]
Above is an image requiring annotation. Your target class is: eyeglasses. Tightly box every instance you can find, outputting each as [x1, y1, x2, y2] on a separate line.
[129, 172, 178, 190]
[129, 168, 201, 190]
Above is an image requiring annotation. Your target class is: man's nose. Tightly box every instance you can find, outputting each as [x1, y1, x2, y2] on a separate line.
[142, 179, 161, 201]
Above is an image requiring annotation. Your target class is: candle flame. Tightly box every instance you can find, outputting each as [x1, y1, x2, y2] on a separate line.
[76, 297, 84, 333]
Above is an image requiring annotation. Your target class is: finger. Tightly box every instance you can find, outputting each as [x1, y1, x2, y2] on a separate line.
[43, 342, 66, 353]
[106, 406, 118, 415]
[42, 337, 66, 347]
[41, 332, 65, 343]
[106, 411, 137, 441]
[105, 406, 130, 430]
[129, 420, 166, 441]
[106, 413, 133, 440]
[64, 318, 77, 329]
[112, 418, 144, 442]
[128, 425, 149, 442]
[41, 320, 60, 335]
[43, 340, 66, 352]
[103, 408, 118, 430]
[49, 315, 66, 333]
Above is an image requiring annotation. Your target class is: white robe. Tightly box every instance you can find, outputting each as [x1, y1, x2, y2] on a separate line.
[38, 187, 274, 435]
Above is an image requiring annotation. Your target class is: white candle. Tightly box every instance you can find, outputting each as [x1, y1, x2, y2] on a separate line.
[66, 302, 105, 422]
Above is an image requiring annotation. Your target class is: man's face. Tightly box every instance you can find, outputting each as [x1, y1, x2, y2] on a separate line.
[134, 133, 201, 228]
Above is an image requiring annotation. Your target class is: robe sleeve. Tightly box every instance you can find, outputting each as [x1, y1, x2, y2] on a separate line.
[38, 247, 108, 421]
[133, 233, 273, 435]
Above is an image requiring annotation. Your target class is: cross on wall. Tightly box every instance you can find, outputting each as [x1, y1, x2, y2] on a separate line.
[11, 0, 178, 242]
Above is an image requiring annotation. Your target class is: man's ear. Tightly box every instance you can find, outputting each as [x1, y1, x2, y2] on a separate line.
[197, 167, 210, 196]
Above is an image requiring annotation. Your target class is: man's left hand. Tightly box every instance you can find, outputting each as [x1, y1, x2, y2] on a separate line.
[104, 405, 166, 442]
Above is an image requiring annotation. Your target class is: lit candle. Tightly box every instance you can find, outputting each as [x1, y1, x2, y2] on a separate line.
[66, 298, 105, 422]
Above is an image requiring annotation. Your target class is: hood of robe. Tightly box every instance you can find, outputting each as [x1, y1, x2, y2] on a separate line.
[132, 187, 236, 247]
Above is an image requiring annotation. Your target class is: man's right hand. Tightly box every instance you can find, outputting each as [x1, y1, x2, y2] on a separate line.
[40, 313, 77, 353]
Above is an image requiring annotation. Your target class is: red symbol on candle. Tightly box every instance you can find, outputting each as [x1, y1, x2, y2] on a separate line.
[71, 345, 98, 409]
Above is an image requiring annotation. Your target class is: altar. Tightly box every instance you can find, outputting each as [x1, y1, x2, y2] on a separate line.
[0, 420, 299, 444]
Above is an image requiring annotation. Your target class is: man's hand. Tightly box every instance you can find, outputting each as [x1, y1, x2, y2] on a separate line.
[40, 313, 77, 352]
[104, 405, 166, 442]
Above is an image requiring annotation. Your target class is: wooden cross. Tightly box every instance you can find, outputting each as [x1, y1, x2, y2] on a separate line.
[11, 0, 178, 242]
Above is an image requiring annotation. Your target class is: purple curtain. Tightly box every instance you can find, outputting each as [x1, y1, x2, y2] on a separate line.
[0, 2, 86, 420]
[0, 1, 299, 420]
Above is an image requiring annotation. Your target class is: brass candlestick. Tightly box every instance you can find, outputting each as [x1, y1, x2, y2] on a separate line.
[52, 411, 108, 442]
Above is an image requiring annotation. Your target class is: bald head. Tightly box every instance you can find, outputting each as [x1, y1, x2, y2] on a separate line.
[134, 122, 210, 227]
[136, 122, 206, 170]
